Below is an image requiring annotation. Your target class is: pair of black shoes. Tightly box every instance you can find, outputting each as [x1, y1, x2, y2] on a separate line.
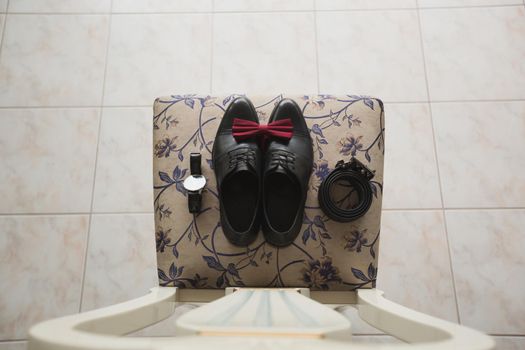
[212, 97, 313, 247]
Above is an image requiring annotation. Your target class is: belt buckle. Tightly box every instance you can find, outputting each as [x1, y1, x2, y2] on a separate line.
[335, 157, 375, 180]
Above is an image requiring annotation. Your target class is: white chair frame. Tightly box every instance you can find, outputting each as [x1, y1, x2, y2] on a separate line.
[28, 287, 495, 350]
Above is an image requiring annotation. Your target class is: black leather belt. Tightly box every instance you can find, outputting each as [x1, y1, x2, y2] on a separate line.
[318, 158, 375, 222]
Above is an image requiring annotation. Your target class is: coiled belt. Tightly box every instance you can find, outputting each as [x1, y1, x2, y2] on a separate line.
[318, 158, 375, 222]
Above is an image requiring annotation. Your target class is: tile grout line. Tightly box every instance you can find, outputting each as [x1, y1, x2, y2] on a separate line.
[313, 0, 320, 94]
[78, 0, 113, 313]
[418, 3, 523, 10]
[3, 4, 525, 15]
[0, 0, 10, 62]
[415, 0, 462, 325]
[2, 98, 525, 110]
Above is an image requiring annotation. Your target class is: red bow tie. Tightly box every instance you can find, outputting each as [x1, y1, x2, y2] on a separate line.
[232, 118, 293, 148]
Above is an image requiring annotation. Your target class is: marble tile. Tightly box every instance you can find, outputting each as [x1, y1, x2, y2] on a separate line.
[0, 108, 99, 213]
[0, 14, 4, 38]
[0, 14, 109, 107]
[8, 0, 111, 13]
[316, 0, 416, 10]
[112, 0, 212, 13]
[93, 108, 153, 213]
[215, 0, 314, 11]
[0, 1, 6, 12]
[212, 12, 317, 94]
[377, 210, 458, 322]
[494, 337, 525, 350]
[317, 10, 427, 102]
[432, 101, 525, 208]
[81, 214, 157, 311]
[103, 14, 211, 106]
[382, 103, 441, 209]
[0, 341, 27, 350]
[419, 0, 523, 7]
[446, 210, 525, 334]
[420, 6, 525, 100]
[0, 215, 88, 339]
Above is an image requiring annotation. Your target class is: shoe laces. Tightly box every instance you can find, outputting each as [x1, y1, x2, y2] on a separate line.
[228, 147, 256, 170]
[269, 149, 296, 171]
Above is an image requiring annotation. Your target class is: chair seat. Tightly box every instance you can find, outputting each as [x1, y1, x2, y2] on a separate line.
[176, 288, 351, 337]
[153, 94, 385, 291]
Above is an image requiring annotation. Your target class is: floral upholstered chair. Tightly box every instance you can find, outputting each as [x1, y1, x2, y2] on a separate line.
[153, 94, 384, 291]
[28, 95, 494, 350]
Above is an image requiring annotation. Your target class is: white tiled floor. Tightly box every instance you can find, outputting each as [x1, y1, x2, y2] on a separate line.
[382, 103, 441, 208]
[378, 210, 459, 323]
[0, 109, 100, 213]
[112, 0, 213, 13]
[317, 10, 428, 101]
[212, 12, 318, 94]
[92, 108, 153, 212]
[81, 213, 157, 311]
[0, 14, 109, 106]
[7, 0, 111, 13]
[446, 209, 525, 334]
[104, 13, 212, 105]
[1, 0, 524, 348]
[0, 15, 4, 38]
[316, 0, 417, 10]
[420, 6, 525, 100]
[216, 0, 314, 11]
[432, 101, 525, 208]
[0, 215, 89, 339]
[0, 341, 26, 350]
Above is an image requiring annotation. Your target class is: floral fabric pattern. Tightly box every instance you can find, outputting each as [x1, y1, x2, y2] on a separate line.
[153, 95, 385, 290]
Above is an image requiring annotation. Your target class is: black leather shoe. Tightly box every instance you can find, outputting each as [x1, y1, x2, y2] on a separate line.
[262, 99, 313, 247]
[212, 97, 261, 246]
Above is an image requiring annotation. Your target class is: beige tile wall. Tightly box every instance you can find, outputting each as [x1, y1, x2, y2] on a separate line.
[0, 0, 524, 348]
